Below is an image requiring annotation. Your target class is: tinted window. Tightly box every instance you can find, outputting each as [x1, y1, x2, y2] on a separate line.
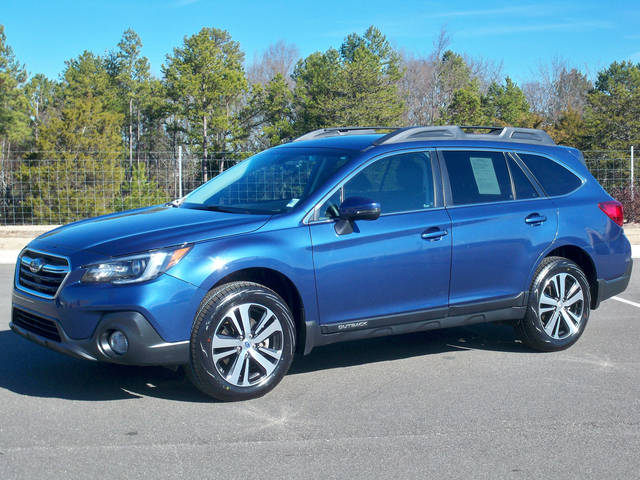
[318, 152, 434, 219]
[518, 153, 582, 196]
[184, 148, 350, 214]
[508, 157, 539, 199]
[443, 151, 513, 205]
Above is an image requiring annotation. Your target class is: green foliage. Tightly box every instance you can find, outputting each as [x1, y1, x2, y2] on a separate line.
[583, 61, 640, 150]
[23, 74, 56, 145]
[107, 29, 154, 160]
[113, 163, 169, 211]
[17, 158, 125, 223]
[293, 26, 403, 132]
[0, 25, 30, 148]
[243, 74, 295, 147]
[37, 93, 124, 157]
[163, 27, 247, 155]
[61, 51, 119, 110]
[482, 77, 533, 126]
[548, 107, 586, 147]
[443, 86, 485, 125]
[20, 55, 127, 222]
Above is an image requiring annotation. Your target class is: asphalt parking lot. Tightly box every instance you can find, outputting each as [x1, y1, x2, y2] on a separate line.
[1, 265, 639, 479]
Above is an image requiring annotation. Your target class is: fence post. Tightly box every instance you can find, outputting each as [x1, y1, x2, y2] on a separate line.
[631, 145, 635, 201]
[178, 145, 183, 198]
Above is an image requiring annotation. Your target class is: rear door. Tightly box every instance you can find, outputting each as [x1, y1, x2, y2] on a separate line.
[439, 149, 558, 310]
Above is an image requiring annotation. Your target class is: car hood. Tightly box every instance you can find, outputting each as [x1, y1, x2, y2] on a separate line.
[29, 206, 271, 257]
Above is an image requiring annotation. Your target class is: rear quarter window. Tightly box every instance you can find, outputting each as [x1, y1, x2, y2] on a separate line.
[518, 153, 583, 196]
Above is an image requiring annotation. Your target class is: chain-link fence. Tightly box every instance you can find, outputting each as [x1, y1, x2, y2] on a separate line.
[1, 148, 638, 225]
[0, 152, 250, 225]
[583, 148, 639, 222]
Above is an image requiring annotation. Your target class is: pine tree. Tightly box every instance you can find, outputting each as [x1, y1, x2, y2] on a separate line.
[163, 27, 247, 181]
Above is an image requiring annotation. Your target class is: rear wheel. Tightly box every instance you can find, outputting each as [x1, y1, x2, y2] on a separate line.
[518, 256, 590, 352]
[187, 281, 296, 401]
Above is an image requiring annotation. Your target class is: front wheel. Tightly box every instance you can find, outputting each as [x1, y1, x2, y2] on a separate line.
[518, 256, 591, 352]
[187, 281, 296, 401]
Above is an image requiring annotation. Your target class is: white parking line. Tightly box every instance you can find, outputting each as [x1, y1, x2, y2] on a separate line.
[611, 296, 640, 309]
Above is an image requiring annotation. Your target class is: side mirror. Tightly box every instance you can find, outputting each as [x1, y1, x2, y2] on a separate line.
[338, 196, 381, 221]
[334, 197, 381, 235]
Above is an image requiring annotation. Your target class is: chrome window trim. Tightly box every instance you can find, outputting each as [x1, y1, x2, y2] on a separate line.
[436, 146, 586, 207]
[307, 206, 448, 225]
[14, 248, 72, 300]
[303, 148, 438, 225]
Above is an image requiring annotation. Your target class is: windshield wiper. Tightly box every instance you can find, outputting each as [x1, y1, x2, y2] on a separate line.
[187, 204, 252, 214]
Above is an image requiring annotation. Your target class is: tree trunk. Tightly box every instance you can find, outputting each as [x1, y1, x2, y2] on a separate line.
[202, 114, 208, 182]
[129, 98, 133, 169]
[136, 106, 140, 166]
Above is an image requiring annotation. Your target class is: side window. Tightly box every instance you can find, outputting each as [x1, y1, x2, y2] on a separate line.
[518, 153, 582, 196]
[507, 157, 539, 200]
[317, 152, 434, 219]
[443, 151, 513, 205]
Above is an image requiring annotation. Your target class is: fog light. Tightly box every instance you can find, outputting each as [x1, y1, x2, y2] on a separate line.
[108, 330, 129, 355]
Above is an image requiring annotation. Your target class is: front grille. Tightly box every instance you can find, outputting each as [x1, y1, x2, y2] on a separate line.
[16, 249, 70, 299]
[12, 308, 62, 342]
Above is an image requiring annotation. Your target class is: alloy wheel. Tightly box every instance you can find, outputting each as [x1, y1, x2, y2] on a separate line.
[210, 303, 284, 387]
[538, 272, 585, 340]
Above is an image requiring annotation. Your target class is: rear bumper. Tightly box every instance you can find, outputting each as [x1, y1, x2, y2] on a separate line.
[10, 306, 189, 366]
[595, 259, 633, 308]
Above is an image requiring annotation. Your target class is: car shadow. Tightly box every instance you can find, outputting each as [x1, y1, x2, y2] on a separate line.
[288, 321, 530, 375]
[0, 322, 530, 402]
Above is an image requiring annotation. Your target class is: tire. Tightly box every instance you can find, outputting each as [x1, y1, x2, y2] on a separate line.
[518, 256, 591, 352]
[187, 281, 296, 401]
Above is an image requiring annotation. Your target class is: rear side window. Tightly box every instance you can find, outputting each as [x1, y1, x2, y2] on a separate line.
[518, 153, 582, 196]
[507, 157, 539, 200]
[442, 151, 513, 205]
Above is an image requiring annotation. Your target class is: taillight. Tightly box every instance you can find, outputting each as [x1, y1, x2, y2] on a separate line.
[599, 201, 624, 226]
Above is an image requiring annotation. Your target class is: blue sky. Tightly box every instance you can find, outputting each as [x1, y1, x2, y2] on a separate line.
[3, 0, 640, 84]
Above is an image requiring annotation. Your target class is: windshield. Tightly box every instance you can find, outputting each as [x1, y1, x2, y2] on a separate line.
[181, 147, 352, 214]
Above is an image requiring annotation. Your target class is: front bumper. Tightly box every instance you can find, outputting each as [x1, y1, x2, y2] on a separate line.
[10, 306, 189, 365]
[594, 259, 633, 308]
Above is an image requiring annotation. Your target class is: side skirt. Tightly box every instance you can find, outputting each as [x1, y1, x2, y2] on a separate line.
[303, 293, 528, 353]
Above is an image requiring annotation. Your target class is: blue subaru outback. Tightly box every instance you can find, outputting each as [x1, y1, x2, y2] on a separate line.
[11, 126, 633, 401]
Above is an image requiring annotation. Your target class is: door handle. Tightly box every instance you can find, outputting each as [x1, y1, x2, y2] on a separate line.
[525, 213, 547, 225]
[421, 228, 448, 241]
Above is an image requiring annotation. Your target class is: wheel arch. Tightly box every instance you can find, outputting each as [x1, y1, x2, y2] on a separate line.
[212, 267, 307, 354]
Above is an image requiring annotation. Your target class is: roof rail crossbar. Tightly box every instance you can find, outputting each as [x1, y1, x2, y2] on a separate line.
[292, 126, 399, 142]
[373, 125, 555, 146]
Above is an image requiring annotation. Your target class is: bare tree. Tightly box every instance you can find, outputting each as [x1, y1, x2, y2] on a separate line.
[247, 40, 300, 87]
[399, 27, 504, 126]
[523, 57, 592, 124]
[464, 54, 503, 93]
[399, 53, 436, 125]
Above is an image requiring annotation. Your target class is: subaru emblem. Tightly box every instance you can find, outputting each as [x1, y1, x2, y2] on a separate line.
[29, 258, 44, 273]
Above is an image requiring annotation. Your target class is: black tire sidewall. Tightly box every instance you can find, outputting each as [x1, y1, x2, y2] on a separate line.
[526, 258, 591, 350]
[190, 283, 296, 400]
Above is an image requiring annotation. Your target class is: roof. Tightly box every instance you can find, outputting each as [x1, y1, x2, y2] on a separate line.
[285, 126, 557, 151]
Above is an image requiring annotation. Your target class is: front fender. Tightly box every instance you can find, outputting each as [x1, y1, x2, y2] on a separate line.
[167, 224, 319, 331]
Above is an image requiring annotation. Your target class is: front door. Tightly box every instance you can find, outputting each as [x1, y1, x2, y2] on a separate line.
[309, 151, 452, 328]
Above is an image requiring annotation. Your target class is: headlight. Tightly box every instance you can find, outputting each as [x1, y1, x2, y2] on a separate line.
[81, 246, 192, 284]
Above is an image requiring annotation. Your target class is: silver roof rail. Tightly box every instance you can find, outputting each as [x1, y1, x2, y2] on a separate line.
[373, 126, 556, 146]
[292, 126, 398, 142]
